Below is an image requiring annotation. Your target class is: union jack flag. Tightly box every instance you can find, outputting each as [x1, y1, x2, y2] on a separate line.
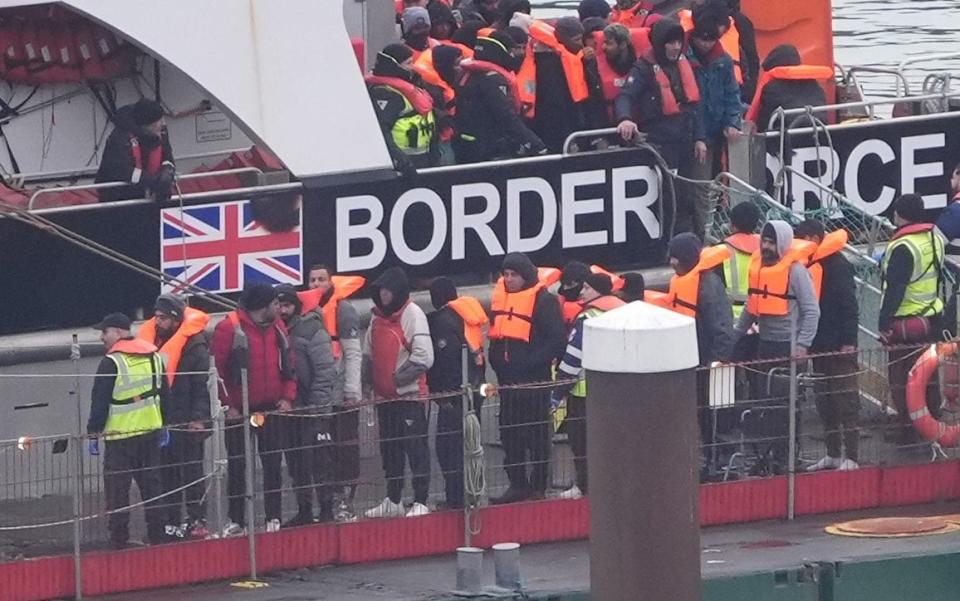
[160, 200, 302, 294]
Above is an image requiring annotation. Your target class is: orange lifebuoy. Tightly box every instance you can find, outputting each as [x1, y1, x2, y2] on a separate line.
[906, 342, 960, 447]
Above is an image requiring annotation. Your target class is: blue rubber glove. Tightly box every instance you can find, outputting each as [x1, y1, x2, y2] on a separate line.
[159, 428, 170, 448]
[549, 391, 565, 413]
[87, 438, 99, 456]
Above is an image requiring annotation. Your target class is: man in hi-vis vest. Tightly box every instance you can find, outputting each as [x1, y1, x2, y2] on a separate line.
[88, 312, 168, 549]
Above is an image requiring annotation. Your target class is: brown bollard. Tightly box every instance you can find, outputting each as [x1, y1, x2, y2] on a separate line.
[583, 301, 701, 601]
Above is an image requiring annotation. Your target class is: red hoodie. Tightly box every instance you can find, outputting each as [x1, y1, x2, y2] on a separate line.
[211, 309, 296, 410]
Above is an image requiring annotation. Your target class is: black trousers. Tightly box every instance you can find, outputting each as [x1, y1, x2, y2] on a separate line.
[749, 340, 792, 471]
[435, 394, 484, 507]
[104, 431, 165, 544]
[377, 400, 430, 504]
[284, 413, 335, 516]
[812, 352, 860, 461]
[499, 388, 551, 493]
[566, 394, 587, 493]
[158, 429, 206, 525]
[225, 412, 284, 525]
[333, 408, 360, 494]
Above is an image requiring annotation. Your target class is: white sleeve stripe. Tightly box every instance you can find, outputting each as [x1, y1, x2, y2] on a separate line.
[131, 167, 142, 184]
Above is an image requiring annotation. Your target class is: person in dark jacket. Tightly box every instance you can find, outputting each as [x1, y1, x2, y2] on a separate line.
[95, 98, 175, 203]
[429, 1, 459, 40]
[488, 252, 566, 504]
[138, 295, 211, 540]
[456, 0, 500, 27]
[726, 0, 759, 103]
[754, 44, 827, 132]
[454, 30, 545, 163]
[934, 162, 960, 257]
[794, 220, 861, 471]
[276, 285, 338, 526]
[686, 0, 742, 240]
[529, 16, 589, 154]
[368, 44, 439, 173]
[615, 18, 704, 234]
[210, 283, 297, 535]
[426, 277, 487, 508]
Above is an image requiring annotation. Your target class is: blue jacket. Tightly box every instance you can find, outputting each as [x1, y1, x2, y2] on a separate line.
[687, 47, 742, 143]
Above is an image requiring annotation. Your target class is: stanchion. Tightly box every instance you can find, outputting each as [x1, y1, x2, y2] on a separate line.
[70, 334, 84, 600]
[240, 368, 257, 580]
[788, 319, 798, 521]
[583, 302, 700, 601]
[460, 345, 471, 548]
[207, 357, 225, 534]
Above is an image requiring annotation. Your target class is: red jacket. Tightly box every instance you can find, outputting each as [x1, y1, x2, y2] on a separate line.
[211, 309, 297, 410]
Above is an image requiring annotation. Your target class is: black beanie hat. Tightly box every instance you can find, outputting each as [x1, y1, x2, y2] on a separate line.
[239, 282, 278, 311]
[275, 284, 302, 313]
[381, 43, 414, 65]
[429, 276, 458, 309]
[154, 294, 186, 319]
[620, 272, 646, 300]
[894, 193, 926, 223]
[669, 232, 704, 273]
[132, 98, 164, 126]
[585, 272, 614, 296]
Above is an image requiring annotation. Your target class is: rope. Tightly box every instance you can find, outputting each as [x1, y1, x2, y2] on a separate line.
[464, 406, 485, 535]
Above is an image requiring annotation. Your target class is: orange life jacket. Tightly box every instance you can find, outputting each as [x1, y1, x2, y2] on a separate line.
[583, 294, 627, 314]
[725, 232, 760, 255]
[517, 20, 590, 118]
[130, 134, 163, 178]
[489, 279, 546, 343]
[364, 73, 434, 116]
[414, 47, 457, 107]
[447, 295, 489, 353]
[590, 264, 625, 291]
[642, 52, 700, 116]
[806, 229, 848, 300]
[110, 337, 158, 355]
[477, 27, 495, 37]
[438, 39, 474, 59]
[538, 266, 562, 287]
[630, 27, 653, 58]
[643, 289, 670, 308]
[406, 38, 441, 62]
[137, 307, 210, 386]
[595, 46, 632, 103]
[663, 246, 731, 318]
[297, 276, 366, 359]
[745, 64, 835, 124]
[745, 240, 818, 316]
[562, 299, 585, 325]
[611, 2, 656, 28]
[679, 10, 743, 84]
[460, 58, 522, 113]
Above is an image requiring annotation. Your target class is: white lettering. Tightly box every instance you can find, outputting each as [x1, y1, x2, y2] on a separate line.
[612, 165, 660, 241]
[450, 183, 504, 260]
[843, 139, 896, 216]
[790, 146, 840, 215]
[561, 170, 607, 248]
[336, 195, 387, 271]
[901, 133, 947, 209]
[389, 188, 447, 265]
[506, 177, 557, 253]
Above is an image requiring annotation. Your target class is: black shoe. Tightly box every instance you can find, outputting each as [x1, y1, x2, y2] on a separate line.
[282, 511, 315, 529]
[491, 486, 531, 505]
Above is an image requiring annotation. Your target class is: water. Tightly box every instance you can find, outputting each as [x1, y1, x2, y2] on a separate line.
[531, 0, 960, 99]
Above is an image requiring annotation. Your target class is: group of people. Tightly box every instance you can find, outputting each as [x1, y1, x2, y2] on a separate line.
[371, 0, 828, 239]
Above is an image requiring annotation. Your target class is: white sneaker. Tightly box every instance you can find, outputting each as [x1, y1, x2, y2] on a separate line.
[266, 519, 281, 533]
[558, 485, 583, 500]
[806, 456, 842, 472]
[405, 502, 431, 518]
[838, 459, 860, 471]
[364, 497, 404, 519]
[220, 522, 245, 538]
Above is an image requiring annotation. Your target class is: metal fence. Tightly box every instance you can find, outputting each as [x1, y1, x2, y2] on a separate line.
[2, 341, 960, 596]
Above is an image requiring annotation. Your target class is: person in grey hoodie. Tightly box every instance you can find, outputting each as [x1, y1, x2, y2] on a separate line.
[734, 220, 820, 473]
[276, 285, 337, 526]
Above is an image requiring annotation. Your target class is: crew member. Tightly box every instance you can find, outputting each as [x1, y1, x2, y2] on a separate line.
[211, 283, 297, 535]
[554, 273, 625, 499]
[426, 277, 489, 509]
[934, 163, 960, 257]
[363, 268, 435, 518]
[615, 18, 703, 233]
[686, 0, 742, 240]
[747, 44, 829, 132]
[95, 98, 175, 203]
[734, 221, 820, 475]
[454, 31, 545, 163]
[721, 202, 762, 320]
[521, 17, 591, 153]
[610, 0, 661, 27]
[880, 194, 946, 445]
[367, 44, 439, 173]
[88, 312, 167, 548]
[276, 285, 337, 526]
[137, 295, 211, 540]
[795, 221, 860, 471]
[488, 252, 566, 504]
[300, 264, 364, 522]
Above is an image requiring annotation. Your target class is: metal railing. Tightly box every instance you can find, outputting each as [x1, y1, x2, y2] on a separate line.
[562, 127, 621, 155]
[844, 66, 910, 97]
[898, 52, 960, 96]
[762, 90, 960, 131]
[25, 166, 267, 210]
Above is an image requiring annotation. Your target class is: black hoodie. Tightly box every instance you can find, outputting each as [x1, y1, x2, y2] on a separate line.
[755, 44, 827, 132]
[95, 103, 174, 202]
[370, 267, 411, 317]
[488, 252, 566, 383]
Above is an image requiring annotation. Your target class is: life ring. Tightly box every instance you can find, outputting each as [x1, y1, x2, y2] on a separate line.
[906, 342, 960, 447]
